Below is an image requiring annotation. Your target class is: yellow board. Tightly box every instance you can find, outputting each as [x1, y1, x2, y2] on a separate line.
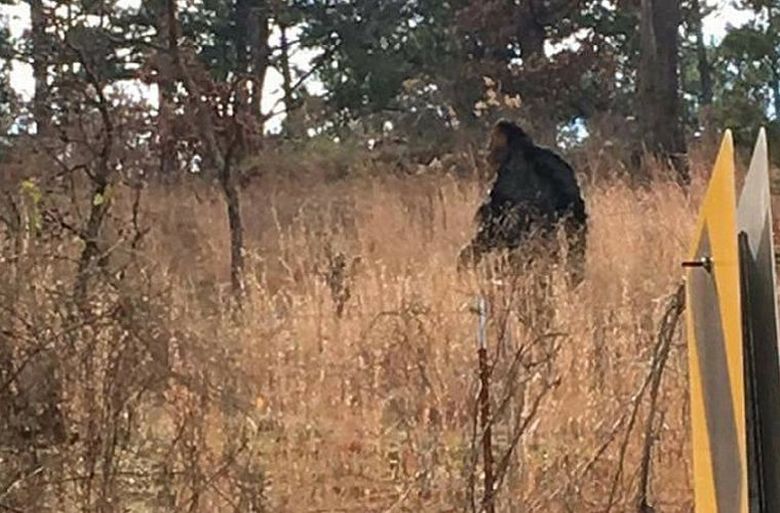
[685, 130, 747, 513]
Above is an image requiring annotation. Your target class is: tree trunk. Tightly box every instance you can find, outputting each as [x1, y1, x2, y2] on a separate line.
[235, 0, 250, 73]
[157, 84, 177, 177]
[220, 153, 245, 298]
[279, 23, 298, 137]
[517, 2, 556, 145]
[250, 4, 271, 126]
[638, 0, 688, 182]
[74, 97, 114, 306]
[166, 0, 245, 301]
[517, 2, 545, 65]
[690, 0, 715, 141]
[690, 0, 712, 107]
[30, 0, 50, 137]
[772, 74, 780, 125]
[155, 0, 176, 177]
[769, 6, 780, 122]
[234, 0, 251, 112]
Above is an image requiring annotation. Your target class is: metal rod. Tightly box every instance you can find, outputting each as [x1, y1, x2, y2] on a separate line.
[476, 295, 495, 513]
[682, 256, 713, 272]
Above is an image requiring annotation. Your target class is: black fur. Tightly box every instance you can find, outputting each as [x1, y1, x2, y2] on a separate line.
[460, 120, 587, 282]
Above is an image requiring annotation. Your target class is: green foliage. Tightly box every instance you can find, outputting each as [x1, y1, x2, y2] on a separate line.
[180, 0, 247, 80]
[295, 0, 460, 124]
[673, 0, 780, 157]
[712, 3, 780, 148]
[293, 0, 627, 152]
[2, 0, 779, 165]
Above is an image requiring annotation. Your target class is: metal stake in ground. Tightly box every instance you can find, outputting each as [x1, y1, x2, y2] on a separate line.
[477, 296, 495, 513]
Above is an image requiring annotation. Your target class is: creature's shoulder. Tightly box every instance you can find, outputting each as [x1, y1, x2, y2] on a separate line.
[528, 145, 575, 176]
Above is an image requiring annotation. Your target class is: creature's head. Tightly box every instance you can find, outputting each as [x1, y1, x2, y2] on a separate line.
[486, 119, 534, 167]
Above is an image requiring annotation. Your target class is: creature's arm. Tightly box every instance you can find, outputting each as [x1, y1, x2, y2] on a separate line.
[535, 148, 587, 223]
[471, 187, 511, 250]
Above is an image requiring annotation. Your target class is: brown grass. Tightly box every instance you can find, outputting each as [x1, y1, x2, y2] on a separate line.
[0, 152, 711, 512]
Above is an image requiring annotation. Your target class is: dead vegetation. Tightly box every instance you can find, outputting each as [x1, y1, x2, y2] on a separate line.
[0, 143, 710, 512]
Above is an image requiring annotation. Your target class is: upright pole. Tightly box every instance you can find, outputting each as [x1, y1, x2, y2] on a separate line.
[477, 296, 495, 513]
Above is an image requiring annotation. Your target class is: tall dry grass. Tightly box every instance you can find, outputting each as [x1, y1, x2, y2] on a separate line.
[1, 151, 710, 512]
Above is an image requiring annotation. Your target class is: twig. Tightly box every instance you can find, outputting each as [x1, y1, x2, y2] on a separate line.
[605, 282, 685, 512]
[635, 282, 685, 512]
[493, 372, 561, 490]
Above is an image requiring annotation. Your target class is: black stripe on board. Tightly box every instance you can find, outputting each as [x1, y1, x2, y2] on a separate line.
[691, 225, 743, 513]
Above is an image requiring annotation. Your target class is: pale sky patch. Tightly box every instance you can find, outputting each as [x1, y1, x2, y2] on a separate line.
[702, 2, 754, 41]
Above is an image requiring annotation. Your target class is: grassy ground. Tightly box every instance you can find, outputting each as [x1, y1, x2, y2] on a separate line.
[1, 150, 716, 511]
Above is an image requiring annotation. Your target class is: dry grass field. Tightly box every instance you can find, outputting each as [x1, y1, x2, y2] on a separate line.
[0, 147, 725, 512]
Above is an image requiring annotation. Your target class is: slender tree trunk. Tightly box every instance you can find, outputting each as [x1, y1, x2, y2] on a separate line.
[772, 74, 780, 122]
[157, 85, 176, 177]
[220, 151, 245, 298]
[279, 23, 298, 137]
[690, 0, 715, 140]
[166, 0, 245, 300]
[769, 7, 780, 120]
[516, 2, 545, 64]
[691, 0, 713, 106]
[235, 0, 249, 73]
[250, 4, 271, 127]
[638, 0, 688, 182]
[155, 1, 177, 177]
[74, 96, 114, 305]
[234, 0, 251, 112]
[0, 199, 22, 447]
[29, 0, 50, 137]
[516, 3, 557, 144]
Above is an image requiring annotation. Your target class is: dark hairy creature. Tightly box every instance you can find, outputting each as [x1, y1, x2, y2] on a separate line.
[459, 120, 588, 283]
